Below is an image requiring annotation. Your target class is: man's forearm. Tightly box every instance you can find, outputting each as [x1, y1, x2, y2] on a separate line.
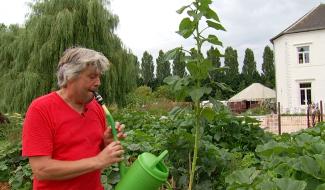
[30, 156, 102, 180]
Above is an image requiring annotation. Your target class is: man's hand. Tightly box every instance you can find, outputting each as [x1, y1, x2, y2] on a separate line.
[103, 122, 127, 147]
[95, 141, 124, 169]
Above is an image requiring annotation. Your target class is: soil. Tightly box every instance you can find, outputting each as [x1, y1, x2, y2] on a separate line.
[0, 182, 10, 190]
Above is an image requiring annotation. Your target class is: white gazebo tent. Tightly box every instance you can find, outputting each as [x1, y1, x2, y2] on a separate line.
[229, 83, 276, 102]
[228, 83, 276, 112]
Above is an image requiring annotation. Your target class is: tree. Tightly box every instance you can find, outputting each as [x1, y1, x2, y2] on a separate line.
[131, 54, 143, 86]
[206, 46, 221, 68]
[223, 46, 240, 98]
[242, 48, 260, 87]
[261, 46, 275, 89]
[206, 46, 224, 99]
[172, 51, 186, 77]
[141, 51, 154, 87]
[0, 0, 137, 112]
[156, 50, 171, 85]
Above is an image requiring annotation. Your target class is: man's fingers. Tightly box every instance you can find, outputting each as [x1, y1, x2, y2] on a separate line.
[117, 124, 125, 131]
[113, 150, 124, 157]
[108, 141, 120, 147]
[117, 132, 127, 138]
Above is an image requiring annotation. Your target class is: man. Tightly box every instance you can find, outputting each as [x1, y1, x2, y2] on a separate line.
[22, 47, 125, 190]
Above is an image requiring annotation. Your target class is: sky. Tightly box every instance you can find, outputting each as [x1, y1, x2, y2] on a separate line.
[0, 0, 324, 72]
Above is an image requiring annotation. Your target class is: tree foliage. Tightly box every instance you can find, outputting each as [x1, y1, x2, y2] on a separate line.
[141, 51, 154, 87]
[206, 46, 221, 68]
[156, 50, 171, 85]
[0, 0, 137, 112]
[223, 46, 240, 98]
[172, 51, 186, 77]
[261, 46, 275, 89]
[242, 48, 261, 87]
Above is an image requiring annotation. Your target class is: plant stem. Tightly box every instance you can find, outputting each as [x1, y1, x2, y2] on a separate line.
[188, 95, 201, 190]
[188, 6, 203, 188]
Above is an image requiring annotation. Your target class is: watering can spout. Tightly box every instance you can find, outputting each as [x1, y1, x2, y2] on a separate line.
[151, 150, 168, 168]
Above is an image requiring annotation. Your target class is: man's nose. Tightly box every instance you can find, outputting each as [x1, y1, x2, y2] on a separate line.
[94, 77, 101, 87]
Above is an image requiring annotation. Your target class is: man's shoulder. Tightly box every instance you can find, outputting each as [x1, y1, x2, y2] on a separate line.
[30, 92, 58, 108]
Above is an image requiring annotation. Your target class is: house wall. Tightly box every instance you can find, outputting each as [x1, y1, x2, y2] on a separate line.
[273, 29, 325, 113]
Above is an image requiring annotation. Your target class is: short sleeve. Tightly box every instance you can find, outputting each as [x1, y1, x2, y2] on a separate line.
[22, 103, 54, 157]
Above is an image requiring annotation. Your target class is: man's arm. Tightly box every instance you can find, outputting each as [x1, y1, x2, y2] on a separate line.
[29, 141, 123, 180]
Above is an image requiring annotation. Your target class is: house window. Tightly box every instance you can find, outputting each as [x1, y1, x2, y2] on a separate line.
[300, 83, 311, 105]
[297, 46, 309, 64]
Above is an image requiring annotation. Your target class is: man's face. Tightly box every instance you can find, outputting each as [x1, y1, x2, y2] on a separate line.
[69, 65, 102, 103]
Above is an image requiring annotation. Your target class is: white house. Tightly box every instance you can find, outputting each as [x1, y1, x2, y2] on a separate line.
[271, 4, 325, 113]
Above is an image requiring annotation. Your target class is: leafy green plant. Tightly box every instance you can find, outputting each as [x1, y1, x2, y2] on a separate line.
[152, 85, 174, 100]
[125, 86, 155, 107]
[0, 142, 32, 190]
[226, 122, 325, 190]
[163, 0, 226, 189]
[0, 113, 23, 142]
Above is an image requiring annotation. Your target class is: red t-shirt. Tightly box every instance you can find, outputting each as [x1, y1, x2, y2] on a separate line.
[22, 92, 106, 190]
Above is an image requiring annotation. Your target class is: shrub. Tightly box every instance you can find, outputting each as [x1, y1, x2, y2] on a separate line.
[152, 85, 174, 100]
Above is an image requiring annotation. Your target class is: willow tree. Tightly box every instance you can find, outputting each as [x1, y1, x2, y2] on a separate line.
[0, 0, 136, 112]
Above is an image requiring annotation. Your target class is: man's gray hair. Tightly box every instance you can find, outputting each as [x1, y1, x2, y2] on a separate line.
[57, 47, 110, 88]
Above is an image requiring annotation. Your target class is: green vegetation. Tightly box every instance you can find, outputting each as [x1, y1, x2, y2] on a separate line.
[0, 0, 281, 190]
[3, 104, 325, 190]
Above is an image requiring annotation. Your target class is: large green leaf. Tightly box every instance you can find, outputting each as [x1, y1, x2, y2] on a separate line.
[206, 34, 223, 46]
[177, 17, 195, 38]
[256, 141, 292, 157]
[256, 180, 277, 190]
[199, 0, 212, 6]
[187, 59, 213, 80]
[189, 87, 211, 102]
[176, 5, 190, 14]
[291, 156, 321, 179]
[163, 75, 180, 85]
[201, 107, 215, 122]
[225, 167, 259, 185]
[310, 142, 325, 154]
[316, 184, 325, 190]
[164, 47, 182, 61]
[274, 178, 307, 190]
[295, 133, 320, 147]
[173, 77, 190, 91]
[206, 20, 226, 31]
[314, 154, 325, 177]
[202, 7, 220, 22]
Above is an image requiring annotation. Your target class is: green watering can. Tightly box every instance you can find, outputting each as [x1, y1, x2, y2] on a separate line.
[93, 92, 169, 190]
